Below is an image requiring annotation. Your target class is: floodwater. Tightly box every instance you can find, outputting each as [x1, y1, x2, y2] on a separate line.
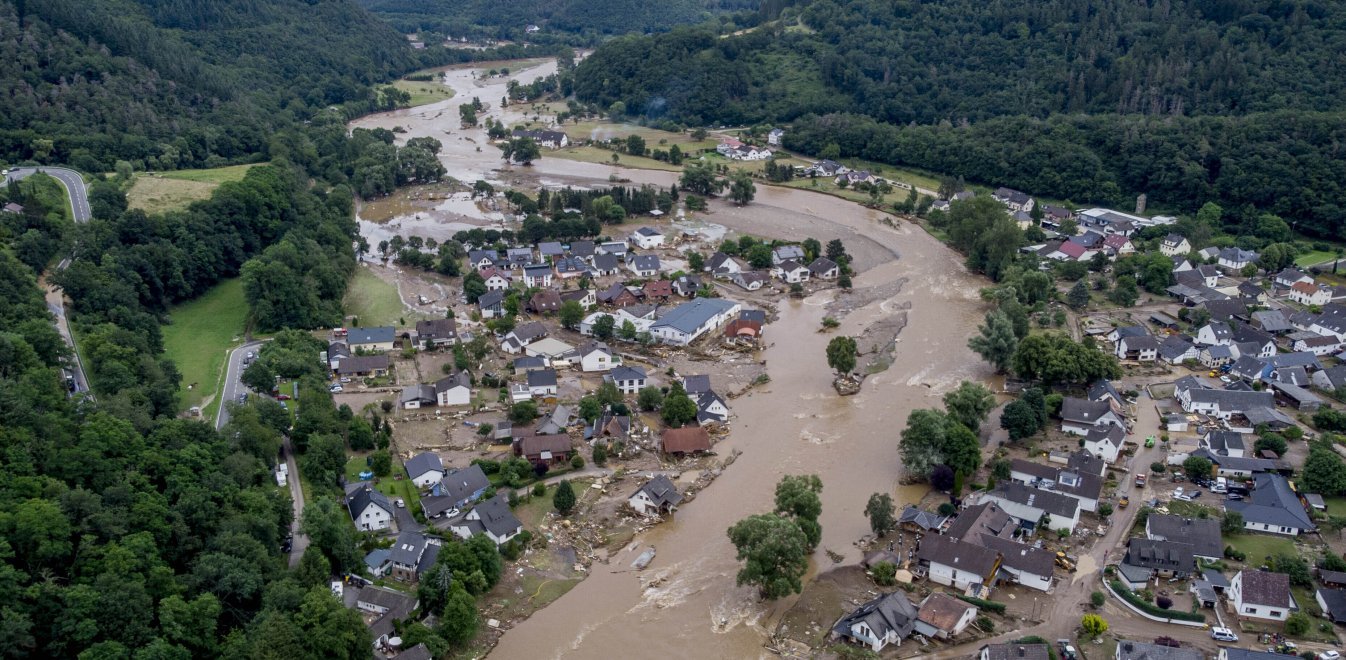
[348, 59, 995, 658]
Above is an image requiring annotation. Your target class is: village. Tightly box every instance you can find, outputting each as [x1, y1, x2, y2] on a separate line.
[296, 69, 1346, 660]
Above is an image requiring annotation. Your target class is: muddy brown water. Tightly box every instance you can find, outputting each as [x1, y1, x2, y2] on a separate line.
[350, 59, 994, 658]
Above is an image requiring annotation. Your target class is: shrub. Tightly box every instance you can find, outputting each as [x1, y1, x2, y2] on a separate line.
[1285, 611, 1310, 636]
[1090, 591, 1105, 608]
[872, 561, 897, 586]
[1150, 462, 1166, 473]
[938, 502, 956, 516]
[532, 482, 546, 497]
[1224, 545, 1247, 561]
[957, 595, 1006, 615]
[1156, 595, 1173, 609]
[975, 615, 994, 632]
[1109, 581, 1205, 622]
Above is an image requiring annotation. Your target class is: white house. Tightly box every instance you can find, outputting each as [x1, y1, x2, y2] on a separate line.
[774, 259, 810, 283]
[1059, 397, 1126, 436]
[1159, 234, 1191, 257]
[649, 298, 742, 346]
[1230, 570, 1294, 621]
[915, 533, 999, 590]
[1195, 321, 1233, 346]
[629, 227, 665, 249]
[767, 128, 784, 146]
[1217, 247, 1259, 272]
[628, 475, 682, 516]
[608, 366, 647, 394]
[1177, 387, 1274, 420]
[522, 264, 553, 288]
[481, 268, 511, 291]
[404, 453, 443, 488]
[1274, 268, 1313, 289]
[833, 592, 918, 652]
[1289, 282, 1331, 306]
[346, 485, 394, 532]
[526, 369, 558, 397]
[981, 482, 1080, 532]
[435, 372, 472, 406]
[347, 327, 396, 353]
[449, 494, 523, 546]
[771, 245, 806, 266]
[626, 254, 661, 277]
[577, 341, 619, 372]
[979, 534, 1055, 592]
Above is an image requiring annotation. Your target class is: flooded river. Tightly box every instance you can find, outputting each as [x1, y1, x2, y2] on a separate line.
[351, 60, 994, 658]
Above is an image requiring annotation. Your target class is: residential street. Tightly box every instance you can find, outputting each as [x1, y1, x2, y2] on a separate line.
[7, 166, 93, 396]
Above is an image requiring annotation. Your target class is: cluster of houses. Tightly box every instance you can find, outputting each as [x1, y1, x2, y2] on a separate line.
[715, 137, 773, 161]
[510, 127, 570, 149]
[705, 243, 841, 292]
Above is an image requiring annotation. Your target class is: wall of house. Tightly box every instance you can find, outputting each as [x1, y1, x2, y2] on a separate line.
[928, 563, 986, 590]
[356, 504, 392, 531]
[1001, 566, 1052, 592]
[1244, 521, 1300, 536]
[412, 471, 441, 489]
[438, 388, 470, 406]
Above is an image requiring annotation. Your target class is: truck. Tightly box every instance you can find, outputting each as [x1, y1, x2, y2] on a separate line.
[1135, 473, 1147, 488]
[275, 463, 288, 487]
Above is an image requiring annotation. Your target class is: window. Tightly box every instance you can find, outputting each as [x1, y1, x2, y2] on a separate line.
[1270, 611, 1282, 617]
[1245, 607, 1255, 614]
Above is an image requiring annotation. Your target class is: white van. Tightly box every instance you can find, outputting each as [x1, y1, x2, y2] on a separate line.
[1211, 627, 1238, 642]
[1213, 477, 1228, 493]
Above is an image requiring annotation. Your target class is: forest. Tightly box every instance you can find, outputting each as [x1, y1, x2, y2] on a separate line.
[572, 0, 1346, 238]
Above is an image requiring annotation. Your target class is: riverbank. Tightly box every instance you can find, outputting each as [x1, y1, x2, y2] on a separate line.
[348, 56, 996, 659]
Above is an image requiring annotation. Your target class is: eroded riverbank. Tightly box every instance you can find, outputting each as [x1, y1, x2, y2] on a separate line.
[349, 58, 994, 659]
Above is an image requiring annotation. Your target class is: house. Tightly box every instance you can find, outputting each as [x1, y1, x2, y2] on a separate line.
[768, 128, 784, 146]
[449, 494, 523, 546]
[415, 318, 458, 347]
[1295, 334, 1343, 356]
[914, 592, 977, 640]
[672, 274, 703, 297]
[1178, 387, 1274, 419]
[505, 322, 548, 350]
[725, 313, 764, 340]
[1225, 473, 1314, 536]
[525, 369, 558, 397]
[771, 245, 807, 266]
[1158, 335, 1199, 364]
[626, 254, 661, 277]
[981, 481, 1080, 532]
[1203, 430, 1246, 458]
[649, 298, 742, 346]
[897, 506, 949, 533]
[1230, 569, 1294, 621]
[706, 251, 746, 277]
[774, 259, 810, 283]
[326, 342, 351, 370]
[422, 464, 489, 516]
[1312, 365, 1346, 392]
[404, 453, 444, 488]
[1195, 321, 1232, 346]
[732, 271, 769, 291]
[468, 249, 501, 270]
[608, 366, 647, 394]
[577, 341, 619, 372]
[629, 227, 665, 249]
[480, 267, 511, 291]
[660, 426, 712, 456]
[596, 283, 642, 307]
[1229, 324, 1276, 358]
[1116, 640, 1203, 660]
[355, 585, 416, 616]
[642, 279, 673, 301]
[916, 533, 1001, 590]
[399, 384, 437, 409]
[979, 643, 1050, 660]
[511, 128, 569, 149]
[591, 252, 620, 276]
[831, 591, 918, 652]
[364, 548, 391, 577]
[1290, 282, 1332, 306]
[1045, 239, 1092, 262]
[806, 159, 849, 177]
[591, 412, 630, 442]
[387, 531, 441, 583]
[946, 501, 1017, 542]
[537, 241, 565, 259]
[1160, 234, 1191, 257]
[522, 264, 553, 288]
[1116, 335, 1160, 361]
[1068, 449, 1108, 477]
[1008, 459, 1102, 511]
[836, 170, 877, 186]
[992, 187, 1034, 213]
[696, 390, 730, 425]
[559, 288, 596, 309]
[979, 534, 1055, 592]
[528, 290, 562, 314]
[1083, 426, 1127, 463]
[628, 475, 682, 516]
[682, 374, 712, 394]
[1315, 589, 1346, 625]
[1103, 234, 1135, 256]
[1218, 247, 1259, 272]
[513, 434, 572, 466]
[346, 484, 394, 531]
[335, 355, 391, 378]
[808, 257, 840, 280]
[1240, 281, 1269, 304]
[535, 404, 574, 435]
[1124, 538, 1196, 578]
[1274, 267, 1313, 289]
[477, 290, 506, 319]
[1059, 397, 1126, 435]
[429, 371, 472, 406]
[348, 326, 396, 352]
[1199, 344, 1233, 368]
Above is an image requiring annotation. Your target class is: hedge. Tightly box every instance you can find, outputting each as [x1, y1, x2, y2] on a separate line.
[957, 595, 1007, 614]
[1110, 580, 1205, 622]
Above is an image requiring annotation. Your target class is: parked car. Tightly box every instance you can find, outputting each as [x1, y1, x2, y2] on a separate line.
[276, 394, 291, 401]
[1227, 493, 1244, 501]
[339, 377, 352, 383]
[395, 498, 405, 508]
[1211, 627, 1238, 642]
[329, 385, 343, 393]
[1057, 640, 1078, 660]
[1317, 651, 1340, 660]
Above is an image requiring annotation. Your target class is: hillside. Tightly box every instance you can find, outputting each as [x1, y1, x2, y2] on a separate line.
[574, 0, 1346, 238]
[0, 0, 418, 170]
[359, 0, 760, 42]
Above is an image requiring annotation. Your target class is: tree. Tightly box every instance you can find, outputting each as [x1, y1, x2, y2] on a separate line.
[1011, 333, 1121, 385]
[1001, 396, 1043, 441]
[660, 388, 698, 428]
[509, 400, 539, 424]
[592, 314, 616, 340]
[1221, 510, 1244, 535]
[369, 449, 391, 476]
[1109, 275, 1139, 307]
[679, 164, 721, 196]
[502, 137, 541, 165]
[592, 442, 608, 466]
[968, 310, 1018, 373]
[943, 381, 996, 433]
[300, 498, 361, 573]
[1080, 614, 1108, 638]
[774, 475, 823, 550]
[435, 583, 478, 646]
[899, 409, 949, 478]
[1284, 611, 1310, 636]
[625, 134, 646, 156]
[929, 464, 956, 491]
[687, 251, 705, 271]
[871, 561, 897, 586]
[1067, 279, 1090, 309]
[559, 300, 584, 329]
[728, 171, 756, 205]
[553, 480, 577, 514]
[1269, 553, 1312, 587]
[1182, 456, 1212, 481]
[826, 335, 858, 376]
[1254, 434, 1287, 457]
[296, 546, 332, 587]
[746, 244, 773, 269]
[637, 386, 664, 411]
[1303, 443, 1346, 496]
[726, 514, 810, 600]
[941, 421, 982, 477]
[865, 492, 896, 537]
[1090, 591, 1105, 608]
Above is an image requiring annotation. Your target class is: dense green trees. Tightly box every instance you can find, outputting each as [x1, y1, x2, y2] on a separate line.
[727, 475, 822, 600]
[943, 381, 995, 434]
[865, 492, 896, 537]
[1011, 333, 1122, 386]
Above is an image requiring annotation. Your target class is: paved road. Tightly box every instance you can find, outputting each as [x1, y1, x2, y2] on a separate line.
[217, 339, 307, 567]
[6, 167, 93, 395]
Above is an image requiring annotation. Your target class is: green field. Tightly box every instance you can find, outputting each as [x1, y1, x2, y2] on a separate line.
[1296, 250, 1340, 268]
[128, 164, 259, 213]
[1225, 533, 1298, 566]
[393, 75, 455, 107]
[343, 267, 412, 326]
[162, 278, 248, 412]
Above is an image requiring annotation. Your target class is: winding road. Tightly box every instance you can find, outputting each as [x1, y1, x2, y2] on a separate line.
[5, 167, 93, 395]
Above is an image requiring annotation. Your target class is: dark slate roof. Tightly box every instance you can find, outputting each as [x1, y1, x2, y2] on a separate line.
[592, 253, 619, 272]
[633, 475, 683, 508]
[897, 506, 948, 532]
[356, 585, 415, 611]
[415, 318, 457, 341]
[1087, 379, 1122, 403]
[1252, 310, 1291, 332]
[1060, 397, 1113, 424]
[833, 592, 918, 644]
[682, 374, 712, 393]
[1204, 430, 1246, 455]
[1067, 450, 1107, 477]
[1116, 640, 1204, 660]
[917, 534, 1000, 576]
[987, 482, 1079, 519]
[1237, 569, 1292, 608]
[1158, 335, 1196, 361]
[526, 369, 558, 388]
[1085, 425, 1126, 448]
[1225, 473, 1314, 531]
[1318, 589, 1346, 624]
[1125, 538, 1195, 573]
[568, 240, 595, 257]
[439, 464, 489, 504]
[980, 643, 1051, 660]
[1184, 388, 1273, 412]
[1203, 569, 1230, 588]
[978, 534, 1054, 577]
[947, 502, 1017, 542]
[808, 257, 839, 275]
[405, 452, 442, 479]
[347, 485, 392, 521]
[516, 434, 571, 458]
[610, 366, 646, 382]
[629, 254, 660, 271]
[336, 355, 391, 375]
[478, 289, 506, 308]
[348, 326, 396, 345]
[388, 531, 429, 567]
[398, 644, 434, 660]
[470, 494, 523, 538]
[1268, 351, 1323, 370]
